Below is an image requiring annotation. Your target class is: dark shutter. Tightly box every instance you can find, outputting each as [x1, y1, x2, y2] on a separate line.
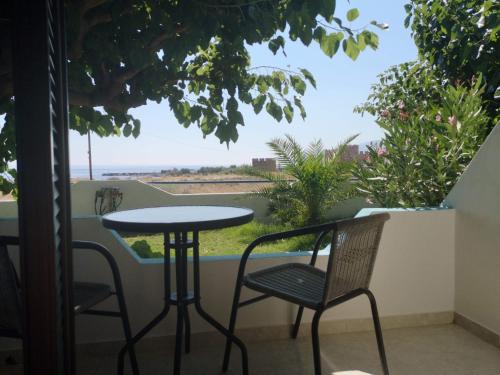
[13, 0, 75, 373]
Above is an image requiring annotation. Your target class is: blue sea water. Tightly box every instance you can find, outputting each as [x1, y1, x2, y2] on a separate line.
[71, 165, 205, 180]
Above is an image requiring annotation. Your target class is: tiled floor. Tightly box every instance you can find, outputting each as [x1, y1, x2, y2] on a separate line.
[2, 324, 500, 374]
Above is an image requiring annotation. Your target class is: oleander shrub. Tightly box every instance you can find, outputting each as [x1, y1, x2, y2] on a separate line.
[354, 83, 490, 207]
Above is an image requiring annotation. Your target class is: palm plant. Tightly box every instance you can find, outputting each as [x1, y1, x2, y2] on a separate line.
[253, 134, 357, 226]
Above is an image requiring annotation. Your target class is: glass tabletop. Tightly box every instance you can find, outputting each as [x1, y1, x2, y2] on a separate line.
[102, 205, 254, 233]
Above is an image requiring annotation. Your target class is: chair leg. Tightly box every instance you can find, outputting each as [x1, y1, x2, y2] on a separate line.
[222, 280, 244, 372]
[183, 305, 191, 354]
[116, 293, 140, 375]
[311, 310, 323, 375]
[365, 290, 389, 375]
[291, 306, 304, 339]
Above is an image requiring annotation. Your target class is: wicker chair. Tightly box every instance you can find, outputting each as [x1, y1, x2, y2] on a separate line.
[222, 213, 390, 375]
[0, 236, 139, 375]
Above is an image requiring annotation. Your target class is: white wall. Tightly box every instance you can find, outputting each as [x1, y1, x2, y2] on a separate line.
[0, 180, 368, 221]
[73, 180, 274, 221]
[445, 125, 500, 335]
[0, 209, 455, 345]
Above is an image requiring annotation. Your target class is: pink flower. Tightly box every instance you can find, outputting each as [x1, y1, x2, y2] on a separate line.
[435, 114, 442, 122]
[397, 100, 405, 110]
[448, 115, 457, 127]
[399, 110, 409, 121]
[377, 147, 387, 157]
[380, 109, 390, 118]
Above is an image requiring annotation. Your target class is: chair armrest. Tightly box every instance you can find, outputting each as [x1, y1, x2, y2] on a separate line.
[310, 230, 333, 266]
[72, 241, 124, 294]
[237, 221, 337, 278]
[0, 236, 20, 246]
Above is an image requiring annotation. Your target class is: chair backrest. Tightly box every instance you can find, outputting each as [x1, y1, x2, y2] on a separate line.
[323, 213, 390, 304]
[0, 236, 22, 337]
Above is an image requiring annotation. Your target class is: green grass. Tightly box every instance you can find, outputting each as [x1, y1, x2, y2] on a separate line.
[122, 221, 318, 258]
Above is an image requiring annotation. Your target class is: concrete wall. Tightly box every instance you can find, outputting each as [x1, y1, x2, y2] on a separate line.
[0, 180, 368, 221]
[445, 125, 500, 335]
[0, 209, 455, 346]
[74, 180, 273, 221]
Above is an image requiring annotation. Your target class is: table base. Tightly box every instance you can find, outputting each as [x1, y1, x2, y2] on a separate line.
[117, 231, 249, 375]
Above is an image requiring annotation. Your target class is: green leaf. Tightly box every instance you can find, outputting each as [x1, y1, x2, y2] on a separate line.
[343, 36, 360, 60]
[300, 68, 316, 88]
[196, 64, 209, 76]
[252, 95, 266, 114]
[132, 119, 141, 138]
[268, 36, 285, 55]
[123, 124, 132, 137]
[357, 33, 366, 51]
[234, 110, 245, 126]
[346, 8, 360, 22]
[266, 100, 283, 122]
[319, 32, 342, 57]
[283, 104, 294, 123]
[363, 31, 379, 50]
[294, 96, 306, 119]
[226, 96, 238, 112]
[190, 105, 202, 122]
[290, 75, 306, 95]
[404, 14, 411, 28]
[257, 77, 269, 94]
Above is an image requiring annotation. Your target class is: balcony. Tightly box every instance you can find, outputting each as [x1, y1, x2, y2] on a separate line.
[1, 123, 500, 375]
[77, 324, 500, 374]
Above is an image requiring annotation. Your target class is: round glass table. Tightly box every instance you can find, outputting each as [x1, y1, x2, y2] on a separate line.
[102, 206, 253, 375]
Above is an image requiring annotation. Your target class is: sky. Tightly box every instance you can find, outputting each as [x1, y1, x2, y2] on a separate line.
[69, 0, 418, 168]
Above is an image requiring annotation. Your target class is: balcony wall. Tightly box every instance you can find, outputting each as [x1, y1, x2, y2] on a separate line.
[445, 124, 500, 340]
[0, 179, 369, 222]
[0, 208, 455, 347]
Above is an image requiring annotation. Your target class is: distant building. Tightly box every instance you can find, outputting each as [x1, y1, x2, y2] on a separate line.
[341, 144, 360, 162]
[325, 144, 372, 162]
[325, 144, 359, 162]
[252, 158, 277, 171]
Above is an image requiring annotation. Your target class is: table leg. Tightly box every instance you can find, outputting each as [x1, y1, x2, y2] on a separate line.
[182, 232, 191, 354]
[117, 232, 172, 375]
[191, 231, 249, 375]
[173, 232, 185, 375]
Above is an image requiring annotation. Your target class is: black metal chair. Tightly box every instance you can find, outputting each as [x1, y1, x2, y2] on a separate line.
[0, 236, 139, 375]
[222, 213, 390, 375]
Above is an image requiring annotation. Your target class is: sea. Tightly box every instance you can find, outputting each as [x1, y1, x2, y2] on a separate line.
[70, 165, 206, 180]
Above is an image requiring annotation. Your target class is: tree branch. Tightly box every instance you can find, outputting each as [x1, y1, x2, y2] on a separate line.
[69, 0, 112, 60]
[80, 0, 108, 13]
[195, 0, 273, 9]
[0, 75, 12, 100]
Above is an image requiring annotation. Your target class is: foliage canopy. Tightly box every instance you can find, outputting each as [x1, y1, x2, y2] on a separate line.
[354, 0, 498, 208]
[354, 61, 443, 120]
[0, 0, 383, 193]
[405, 0, 499, 121]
